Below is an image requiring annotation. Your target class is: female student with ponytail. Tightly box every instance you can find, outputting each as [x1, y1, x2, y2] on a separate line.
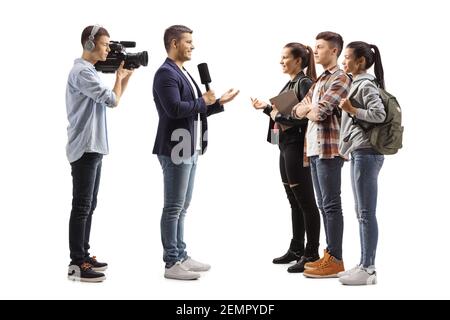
[338, 41, 386, 285]
[251, 43, 321, 273]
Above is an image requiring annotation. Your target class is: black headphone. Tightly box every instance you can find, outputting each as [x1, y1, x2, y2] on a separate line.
[84, 25, 101, 52]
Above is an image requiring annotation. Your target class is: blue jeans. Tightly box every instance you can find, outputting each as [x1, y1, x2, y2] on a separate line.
[158, 153, 198, 268]
[310, 156, 344, 260]
[350, 149, 384, 268]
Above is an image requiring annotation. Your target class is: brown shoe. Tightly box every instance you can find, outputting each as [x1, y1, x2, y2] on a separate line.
[303, 253, 344, 278]
[304, 249, 329, 270]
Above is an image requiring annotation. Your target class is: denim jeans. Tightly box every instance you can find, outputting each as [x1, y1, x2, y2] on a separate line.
[69, 152, 103, 265]
[350, 149, 384, 268]
[310, 156, 344, 260]
[158, 153, 198, 268]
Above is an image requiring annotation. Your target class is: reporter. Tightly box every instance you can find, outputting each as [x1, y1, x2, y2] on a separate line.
[152, 25, 239, 281]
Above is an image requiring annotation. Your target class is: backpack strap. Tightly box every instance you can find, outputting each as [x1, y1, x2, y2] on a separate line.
[348, 78, 380, 131]
[294, 75, 311, 101]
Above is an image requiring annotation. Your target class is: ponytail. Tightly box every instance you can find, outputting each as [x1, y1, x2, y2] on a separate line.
[305, 45, 317, 81]
[284, 42, 317, 81]
[347, 41, 385, 89]
[370, 44, 385, 89]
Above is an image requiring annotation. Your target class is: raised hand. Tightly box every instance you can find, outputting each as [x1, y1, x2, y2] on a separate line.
[250, 97, 269, 110]
[219, 88, 240, 105]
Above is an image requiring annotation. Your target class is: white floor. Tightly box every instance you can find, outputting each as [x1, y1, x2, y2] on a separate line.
[2, 156, 448, 300]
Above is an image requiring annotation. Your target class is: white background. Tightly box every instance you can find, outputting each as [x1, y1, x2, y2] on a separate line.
[0, 0, 449, 300]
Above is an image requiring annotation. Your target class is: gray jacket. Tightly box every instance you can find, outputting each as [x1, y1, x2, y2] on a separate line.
[339, 73, 386, 158]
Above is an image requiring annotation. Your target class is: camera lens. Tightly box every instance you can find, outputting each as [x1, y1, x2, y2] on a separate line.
[139, 51, 148, 67]
[124, 51, 148, 70]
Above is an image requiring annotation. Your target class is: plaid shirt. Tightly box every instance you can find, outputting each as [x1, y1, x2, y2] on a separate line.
[292, 66, 351, 166]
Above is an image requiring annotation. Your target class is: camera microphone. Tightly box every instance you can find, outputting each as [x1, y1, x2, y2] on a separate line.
[119, 41, 136, 48]
[197, 63, 211, 91]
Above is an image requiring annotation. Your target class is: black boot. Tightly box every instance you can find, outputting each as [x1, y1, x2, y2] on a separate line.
[287, 254, 320, 273]
[273, 239, 304, 264]
[273, 249, 302, 264]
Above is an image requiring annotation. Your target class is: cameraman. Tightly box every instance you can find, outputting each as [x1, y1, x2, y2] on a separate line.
[65, 25, 133, 282]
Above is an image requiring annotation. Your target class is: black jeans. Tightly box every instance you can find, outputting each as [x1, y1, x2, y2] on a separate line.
[278, 129, 320, 256]
[69, 152, 103, 265]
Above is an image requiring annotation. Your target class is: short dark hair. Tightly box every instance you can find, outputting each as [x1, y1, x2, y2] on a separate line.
[81, 25, 110, 48]
[316, 31, 344, 57]
[163, 25, 193, 52]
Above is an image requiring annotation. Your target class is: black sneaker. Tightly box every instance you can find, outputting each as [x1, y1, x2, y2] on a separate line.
[68, 262, 106, 282]
[86, 256, 108, 272]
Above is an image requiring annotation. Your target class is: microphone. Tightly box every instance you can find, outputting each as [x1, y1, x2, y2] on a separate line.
[197, 63, 211, 91]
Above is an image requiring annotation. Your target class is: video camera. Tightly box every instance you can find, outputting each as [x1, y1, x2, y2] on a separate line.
[95, 41, 148, 73]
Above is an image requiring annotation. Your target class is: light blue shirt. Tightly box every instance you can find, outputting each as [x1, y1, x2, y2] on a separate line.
[65, 58, 116, 163]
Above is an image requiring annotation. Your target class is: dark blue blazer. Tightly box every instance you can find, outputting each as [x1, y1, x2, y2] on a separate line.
[152, 58, 224, 157]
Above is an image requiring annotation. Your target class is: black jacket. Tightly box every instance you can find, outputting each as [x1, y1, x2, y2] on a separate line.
[263, 72, 313, 144]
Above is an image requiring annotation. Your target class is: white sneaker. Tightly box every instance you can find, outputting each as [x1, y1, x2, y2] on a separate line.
[337, 265, 361, 278]
[181, 257, 211, 272]
[339, 267, 377, 286]
[164, 262, 200, 280]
